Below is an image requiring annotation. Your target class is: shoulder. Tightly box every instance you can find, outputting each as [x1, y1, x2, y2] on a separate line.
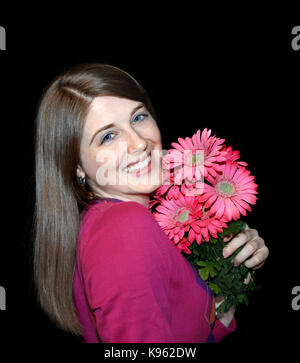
[79, 201, 167, 283]
[81, 200, 156, 236]
[79, 201, 161, 260]
[101, 201, 155, 228]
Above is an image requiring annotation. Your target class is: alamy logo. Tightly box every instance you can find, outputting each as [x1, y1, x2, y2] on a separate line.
[0, 286, 5, 310]
[291, 286, 300, 311]
[0, 26, 6, 50]
[291, 26, 300, 51]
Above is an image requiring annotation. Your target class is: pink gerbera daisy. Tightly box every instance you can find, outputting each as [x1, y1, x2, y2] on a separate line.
[192, 210, 228, 243]
[222, 145, 248, 167]
[176, 237, 192, 254]
[198, 162, 258, 221]
[162, 128, 227, 185]
[148, 174, 182, 207]
[153, 194, 204, 245]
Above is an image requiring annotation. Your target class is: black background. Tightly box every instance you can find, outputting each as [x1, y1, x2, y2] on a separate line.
[0, 10, 299, 350]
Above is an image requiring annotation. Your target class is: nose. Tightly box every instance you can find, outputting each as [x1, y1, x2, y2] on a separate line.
[126, 129, 148, 155]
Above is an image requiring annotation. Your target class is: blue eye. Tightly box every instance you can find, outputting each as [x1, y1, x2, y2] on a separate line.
[101, 132, 115, 144]
[133, 113, 148, 123]
[99, 113, 148, 145]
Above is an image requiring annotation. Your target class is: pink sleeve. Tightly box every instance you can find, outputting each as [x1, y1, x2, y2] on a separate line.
[80, 202, 175, 343]
[212, 317, 237, 342]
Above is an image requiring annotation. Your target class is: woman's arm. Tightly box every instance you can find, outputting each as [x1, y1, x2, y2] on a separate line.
[81, 202, 175, 343]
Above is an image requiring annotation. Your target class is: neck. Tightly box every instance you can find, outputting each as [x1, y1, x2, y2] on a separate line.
[95, 190, 151, 208]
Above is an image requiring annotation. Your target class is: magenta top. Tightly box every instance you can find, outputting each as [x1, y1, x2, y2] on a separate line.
[73, 198, 236, 343]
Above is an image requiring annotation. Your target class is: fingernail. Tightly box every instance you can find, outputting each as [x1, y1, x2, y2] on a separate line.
[223, 248, 229, 258]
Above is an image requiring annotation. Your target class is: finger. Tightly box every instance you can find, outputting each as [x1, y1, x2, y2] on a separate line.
[223, 233, 234, 242]
[244, 246, 269, 269]
[223, 229, 258, 258]
[233, 237, 263, 266]
[216, 307, 236, 327]
[223, 224, 249, 242]
[252, 261, 265, 270]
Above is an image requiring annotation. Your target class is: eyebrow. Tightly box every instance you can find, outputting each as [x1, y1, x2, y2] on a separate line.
[89, 103, 145, 145]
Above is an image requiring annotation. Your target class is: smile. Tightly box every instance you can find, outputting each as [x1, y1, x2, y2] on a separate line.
[124, 155, 151, 173]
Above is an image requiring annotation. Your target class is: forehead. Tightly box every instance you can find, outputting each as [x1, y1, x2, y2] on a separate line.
[86, 96, 141, 126]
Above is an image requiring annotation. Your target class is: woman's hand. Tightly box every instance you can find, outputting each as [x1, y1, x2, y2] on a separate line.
[215, 225, 268, 327]
[222, 224, 269, 270]
[215, 296, 236, 328]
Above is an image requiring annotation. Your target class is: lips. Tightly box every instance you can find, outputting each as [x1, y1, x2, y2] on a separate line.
[125, 152, 151, 169]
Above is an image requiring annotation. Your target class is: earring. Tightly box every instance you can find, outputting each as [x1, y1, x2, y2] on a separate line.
[79, 175, 86, 186]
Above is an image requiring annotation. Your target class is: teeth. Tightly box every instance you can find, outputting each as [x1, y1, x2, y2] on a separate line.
[124, 156, 151, 173]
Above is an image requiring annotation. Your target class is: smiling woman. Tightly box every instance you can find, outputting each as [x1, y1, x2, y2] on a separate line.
[33, 63, 159, 336]
[77, 96, 163, 207]
[33, 63, 268, 343]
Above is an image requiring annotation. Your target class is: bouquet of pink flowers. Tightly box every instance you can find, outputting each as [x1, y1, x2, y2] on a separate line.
[149, 129, 259, 313]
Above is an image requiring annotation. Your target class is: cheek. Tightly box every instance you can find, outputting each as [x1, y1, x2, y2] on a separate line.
[94, 147, 122, 177]
[148, 123, 162, 147]
[80, 146, 121, 180]
[82, 154, 98, 179]
[79, 133, 123, 189]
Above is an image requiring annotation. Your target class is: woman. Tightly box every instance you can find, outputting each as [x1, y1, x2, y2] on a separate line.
[34, 63, 269, 343]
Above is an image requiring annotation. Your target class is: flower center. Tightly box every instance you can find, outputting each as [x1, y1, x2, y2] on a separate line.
[176, 209, 190, 223]
[216, 180, 235, 197]
[189, 151, 204, 166]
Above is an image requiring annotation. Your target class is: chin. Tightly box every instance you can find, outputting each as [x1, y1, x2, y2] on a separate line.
[127, 184, 159, 195]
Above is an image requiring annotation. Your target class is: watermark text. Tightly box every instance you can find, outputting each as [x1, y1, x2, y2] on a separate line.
[291, 286, 300, 311]
[0, 26, 6, 50]
[0, 286, 6, 310]
[291, 26, 300, 51]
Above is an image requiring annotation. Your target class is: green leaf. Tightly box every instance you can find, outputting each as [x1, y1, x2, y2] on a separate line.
[208, 267, 217, 278]
[237, 294, 249, 305]
[195, 260, 207, 267]
[198, 268, 209, 280]
[208, 282, 221, 295]
[237, 294, 246, 303]
[193, 248, 199, 256]
[215, 300, 227, 313]
[214, 263, 222, 271]
[223, 274, 234, 288]
[185, 218, 262, 312]
[209, 237, 218, 244]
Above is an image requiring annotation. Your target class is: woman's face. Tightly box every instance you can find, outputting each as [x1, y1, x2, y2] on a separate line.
[78, 96, 163, 204]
